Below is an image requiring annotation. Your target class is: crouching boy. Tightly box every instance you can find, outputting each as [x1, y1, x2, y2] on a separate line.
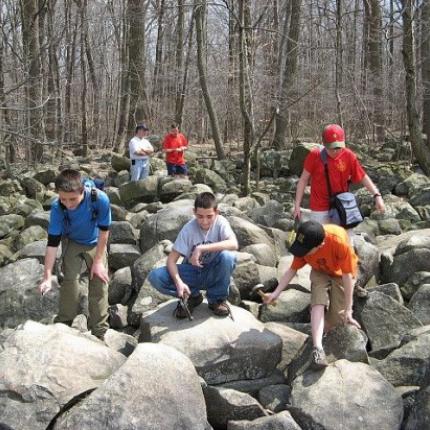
[148, 192, 238, 318]
[264, 220, 361, 369]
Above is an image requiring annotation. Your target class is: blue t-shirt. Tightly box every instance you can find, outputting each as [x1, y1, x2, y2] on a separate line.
[48, 189, 111, 246]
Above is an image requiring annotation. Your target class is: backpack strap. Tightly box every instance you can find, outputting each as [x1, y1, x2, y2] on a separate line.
[90, 188, 99, 221]
[320, 148, 333, 199]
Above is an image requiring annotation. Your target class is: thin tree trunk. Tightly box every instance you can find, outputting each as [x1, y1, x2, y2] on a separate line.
[401, 0, 430, 175]
[422, 0, 430, 141]
[272, 0, 302, 149]
[194, 0, 225, 159]
[335, 0, 344, 126]
[152, 0, 165, 110]
[85, 34, 100, 146]
[78, 0, 88, 157]
[174, 0, 184, 126]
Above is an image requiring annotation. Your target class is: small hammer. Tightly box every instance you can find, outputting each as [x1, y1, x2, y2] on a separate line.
[252, 283, 277, 306]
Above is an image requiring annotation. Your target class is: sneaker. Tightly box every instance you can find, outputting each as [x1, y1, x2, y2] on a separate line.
[174, 293, 203, 319]
[208, 301, 230, 317]
[311, 347, 328, 370]
[354, 285, 368, 298]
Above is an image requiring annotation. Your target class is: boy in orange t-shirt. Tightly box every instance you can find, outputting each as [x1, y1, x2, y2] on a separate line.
[264, 220, 361, 369]
[162, 123, 188, 177]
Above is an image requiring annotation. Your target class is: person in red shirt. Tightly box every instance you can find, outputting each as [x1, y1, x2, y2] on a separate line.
[264, 221, 361, 370]
[162, 123, 189, 178]
[294, 124, 385, 224]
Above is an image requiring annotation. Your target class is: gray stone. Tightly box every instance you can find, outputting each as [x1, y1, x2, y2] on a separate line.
[0, 259, 59, 328]
[160, 177, 193, 202]
[403, 385, 430, 430]
[33, 168, 57, 185]
[241, 243, 277, 267]
[258, 384, 291, 413]
[355, 291, 422, 357]
[353, 234, 379, 289]
[288, 143, 320, 176]
[203, 385, 267, 429]
[131, 243, 165, 290]
[0, 244, 13, 267]
[0, 321, 126, 430]
[408, 284, 430, 324]
[108, 243, 141, 270]
[233, 196, 260, 213]
[227, 411, 301, 430]
[410, 186, 430, 207]
[103, 327, 137, 356]
[139, 199, 194, 252]
[54, 343, 209, 430]
[229, 216, 275, 251]
[194, 167, 227, 192]
[289, 360, 403, 430]
[249, 200, 286, 228]
[264, 322, 309, 371]
[20, 176, 45, 199]
[367, 283, 403, 304]
[378, 218, 402, 235]
[111, 152, 131, 172]
[0, 179, 22, 196]
[15, 197, 43, 217]
[104, 186, 122, 206]
[401, 271, 430, 301]
[109, 266, 132, 305]
[109, 220, 137, 244]
[110, 203, 128, 221]
[113, 169, 130, 187]
[141, 301, 282, 384]
[0, 214, 25, 239]
[14, 225, 47, 251]
[24, 210, 50, 229]
[119, 176, 159, 204]
[395, 172, 430, 197]
[374, 333, 430, 387]
[260, 289, 310, 323]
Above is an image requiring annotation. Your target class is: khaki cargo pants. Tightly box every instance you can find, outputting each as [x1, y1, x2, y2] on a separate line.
[310, 269, 346, 328]
[54, 239, 109, 338]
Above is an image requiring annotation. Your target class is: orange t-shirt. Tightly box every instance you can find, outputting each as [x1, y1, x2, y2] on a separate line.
[290, 224, 358, 277]
[163, 132, 188, 165]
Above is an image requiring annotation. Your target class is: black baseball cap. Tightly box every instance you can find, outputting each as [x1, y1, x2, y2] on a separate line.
[135, 123, 149, 132]
[289, 220, 325, 257]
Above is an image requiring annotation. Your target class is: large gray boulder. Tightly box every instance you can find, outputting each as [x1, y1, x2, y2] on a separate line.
[119, 176, 159, 204]
[141, 301, 282, 384]
[289, 360, 403, 430]
[373, 332, 430, 387]
[14, 225, 47, 251]
[53, 343, 209, 430]
[288, 142, 319, 176]
[139, 199, 194, 252]
[194, 167, 227, 192]
[25, 210, 50, 229]
[227, 411, 301, 430]
[241, 243, 277, 267]
[0, 259, 59, 328]
[131, 243, 166, 290]
[403, 385, 430, 430]
[203, 385, 267, 429]
[381, 234, 430, 285]
[248, 200, 286, 228]
[0, 321, 126, 430]
[109, 220, 137, 244]
[108, 243, 141, 270]
[258, 384, 291, 413]
[408, 284, 430, 324]
[355, 291, 422, 358]
[229, 216, 275, 251]
[108, 266, 132, 305]
[111, 152, 131, 172]
[159, 177, 193, 202]
[33, 168, 57, 185]
[260, 289, 310, 323]
[353, 234, 379, 288]
[0, 214, 25, 239]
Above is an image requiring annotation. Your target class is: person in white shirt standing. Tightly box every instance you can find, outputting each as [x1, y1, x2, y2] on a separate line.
[129, 124, 154, 181]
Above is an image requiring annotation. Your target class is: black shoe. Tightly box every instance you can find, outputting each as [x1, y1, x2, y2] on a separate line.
[174, 293, 203, 319]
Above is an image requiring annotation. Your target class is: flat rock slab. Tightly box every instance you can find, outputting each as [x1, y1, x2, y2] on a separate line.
[227, 411, 301, 430]
[141, 300, 282, 384]
[0, 321, 126, 430]
[289, 360, 403, 430]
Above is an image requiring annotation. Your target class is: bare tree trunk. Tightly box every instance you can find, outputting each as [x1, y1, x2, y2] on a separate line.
[363, 0, 385, 142]
[152, 0, 165, 112]
[194, 0, 225, 160]
[114, 0, 131, 152]
[238, 0, 255, 196]
[77, 0, 88, 157]
[128, 0, 150, 136]
[272, 0, 302, 149]
[401, 0, 430, 175]
[20, 0, 44, 162]
[335, 0, 344, 126]
[176, 9, 194, 129]
[174, 0, 184, 126]
[422, 0, 430, 142]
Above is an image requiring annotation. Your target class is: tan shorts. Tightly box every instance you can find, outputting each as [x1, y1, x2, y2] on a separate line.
[310, 269, 345, 327]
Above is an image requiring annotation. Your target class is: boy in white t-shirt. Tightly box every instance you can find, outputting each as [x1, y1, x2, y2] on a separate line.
[129, 124, 154, 181]
[148, 192, 238, 318]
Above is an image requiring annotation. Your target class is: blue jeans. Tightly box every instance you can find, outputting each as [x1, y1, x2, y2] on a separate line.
[130, 158, 150, 181]
[148, 251, 236, 304]
[166, 162, 188, 176]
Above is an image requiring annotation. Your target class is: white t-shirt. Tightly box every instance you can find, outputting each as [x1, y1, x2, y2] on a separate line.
[129, 136, 154, 160]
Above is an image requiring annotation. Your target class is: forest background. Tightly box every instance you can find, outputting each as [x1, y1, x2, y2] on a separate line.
[0, 0, 430, 190]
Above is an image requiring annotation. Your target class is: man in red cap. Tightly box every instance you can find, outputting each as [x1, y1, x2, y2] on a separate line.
[294, 124, 385, 225]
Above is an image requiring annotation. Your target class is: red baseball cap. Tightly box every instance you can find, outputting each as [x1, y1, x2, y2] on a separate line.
[322, 124, 345, 149]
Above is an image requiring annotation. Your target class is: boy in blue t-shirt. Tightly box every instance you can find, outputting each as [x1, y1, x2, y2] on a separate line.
[38, 169, 112, 339]
[148, 192, 238, 318]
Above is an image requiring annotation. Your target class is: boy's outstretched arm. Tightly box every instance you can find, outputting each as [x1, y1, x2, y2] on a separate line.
[38, 245, 58, 295]
[263, 267, 297, 304]
[167, 250, 190, 298]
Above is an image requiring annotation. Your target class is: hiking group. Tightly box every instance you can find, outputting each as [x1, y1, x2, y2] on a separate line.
[38, 123, 385, 369]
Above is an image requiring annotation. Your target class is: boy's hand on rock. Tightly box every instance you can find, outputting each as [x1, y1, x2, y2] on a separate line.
[39, 279, 52, 295]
